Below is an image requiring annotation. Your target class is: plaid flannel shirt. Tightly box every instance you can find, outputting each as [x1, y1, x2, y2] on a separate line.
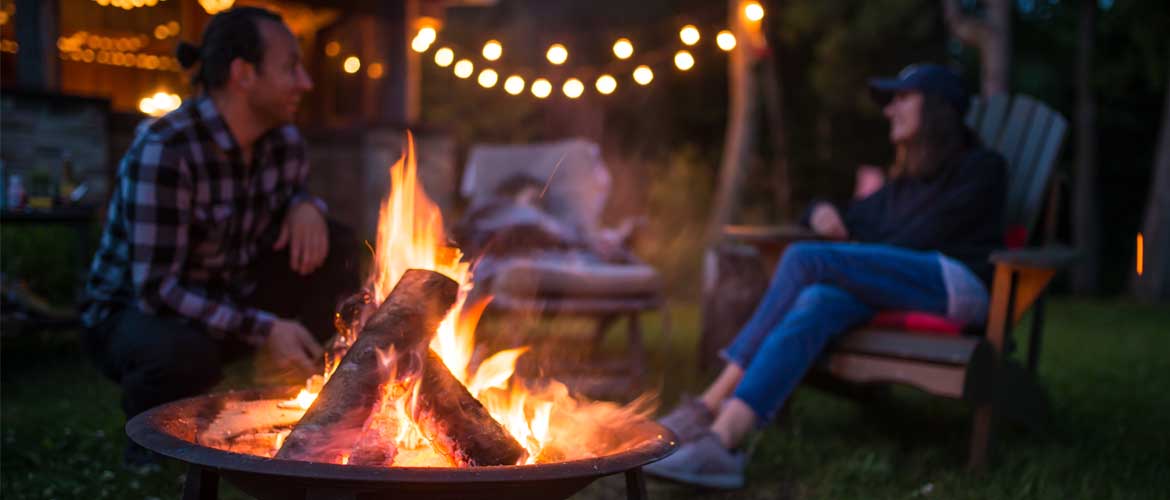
[83, 96, 325, 345]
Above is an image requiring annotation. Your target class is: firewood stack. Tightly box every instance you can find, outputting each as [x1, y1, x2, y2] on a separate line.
[276, 269, 526, 467]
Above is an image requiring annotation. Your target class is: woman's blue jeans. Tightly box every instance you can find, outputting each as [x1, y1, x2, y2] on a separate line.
[721, 241, 954, 422]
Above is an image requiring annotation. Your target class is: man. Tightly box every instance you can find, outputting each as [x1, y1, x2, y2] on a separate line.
[81, 7, 359, 466]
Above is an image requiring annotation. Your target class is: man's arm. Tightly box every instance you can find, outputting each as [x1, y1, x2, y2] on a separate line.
[273, 127, 329, 275]
[123, 139, 276, 345]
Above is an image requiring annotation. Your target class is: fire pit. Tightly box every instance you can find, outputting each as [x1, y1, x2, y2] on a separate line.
[128, 387, 675, 500]
[125, 136, 677, 499]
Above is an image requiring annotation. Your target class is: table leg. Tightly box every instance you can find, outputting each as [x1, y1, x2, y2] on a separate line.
[182, 465, 219, 500]
[625, 467, 647, 500]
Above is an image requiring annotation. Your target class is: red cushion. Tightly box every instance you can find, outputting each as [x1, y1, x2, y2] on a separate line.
[1004, 224, 1028, 249]
[867, 311, 964, 336]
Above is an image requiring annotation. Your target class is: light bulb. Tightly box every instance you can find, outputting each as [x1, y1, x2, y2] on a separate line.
[612, 38, 634, 59]
[633, 65, 654, 85]
[679, 25, 700, 46]
[595, 74, 617, 95]
[531, 78, 552, 98]
[546, 44, 568, 65]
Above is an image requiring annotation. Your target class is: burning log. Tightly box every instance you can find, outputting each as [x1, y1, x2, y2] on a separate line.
[276, 269, 458, 463]
[414, 349, 528, 466]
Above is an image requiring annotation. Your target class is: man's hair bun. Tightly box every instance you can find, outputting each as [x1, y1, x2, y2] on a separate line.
[176, 41, 201, 69]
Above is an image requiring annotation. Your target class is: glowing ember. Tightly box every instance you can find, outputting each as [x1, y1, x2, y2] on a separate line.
[261, 132, 654, 466]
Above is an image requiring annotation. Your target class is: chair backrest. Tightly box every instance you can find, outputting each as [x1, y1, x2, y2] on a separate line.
[461, 139, 611, 236]
[964, 94, 1069, 240]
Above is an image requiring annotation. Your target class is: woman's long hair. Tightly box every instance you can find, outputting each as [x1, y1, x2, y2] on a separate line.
[890, 93, 977, 179]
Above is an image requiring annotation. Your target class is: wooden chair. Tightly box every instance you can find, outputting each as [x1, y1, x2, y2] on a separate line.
[460, 139, 669, 398]
[713, 94, 1075, 469]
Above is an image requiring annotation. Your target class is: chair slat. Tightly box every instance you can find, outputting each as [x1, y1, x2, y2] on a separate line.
[1017, 114, 1068, 233]
[977, 94, 1011, 146]
[965, 96, 985, 129]
[1004, 103, 1056, 230]
[994, 96, 1039, 177]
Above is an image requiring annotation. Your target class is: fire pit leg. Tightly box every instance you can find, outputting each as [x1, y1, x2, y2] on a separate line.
[624, 467, 647, 500]
[181, 464, 219, 500]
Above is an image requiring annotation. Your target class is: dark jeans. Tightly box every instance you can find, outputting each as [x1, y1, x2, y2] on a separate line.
[82, 220, 362, 420]
[721, 242, 957, 422]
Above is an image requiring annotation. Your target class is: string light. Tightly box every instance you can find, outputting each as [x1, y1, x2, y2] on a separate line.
[198, 0, 233, 14]
[434, 47, 454, 67]
[633, 65, 654, 85]
[482, 40, 502, 61]
[95, 0, 165, 9]
[477, 68, 499, 88]
[546, 44, 568, 65]
[679, 25, 701, 46]
[504, 75, 525, 95]
[453, 59, 474, 79]
[367, 62, 384, 79]
[562, 78, 584, 99]
[612, 38, 634, 59]
[674, 50, 695, 71]
[412, 26, 437, 53]
[343, 56, 360, 74]
[138, 91, 181, 117]
[411, 36, 433, 53]
[416, 27, 437, 44]
[324, 41, 340, 57]
[716, 30, 737, 51]
[595, 74, 617, 95]
[744, 1, 765, 22]
[531, 78, 552, 98]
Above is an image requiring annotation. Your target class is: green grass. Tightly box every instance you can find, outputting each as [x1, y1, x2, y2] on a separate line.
[2, 299, 1167, 499]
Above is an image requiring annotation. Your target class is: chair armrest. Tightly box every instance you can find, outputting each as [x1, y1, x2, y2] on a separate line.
[989, 245, 1079, 270]
[722, 224, 823, 246]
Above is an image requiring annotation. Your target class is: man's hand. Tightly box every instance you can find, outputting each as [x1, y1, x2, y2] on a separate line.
[810, 202, 849, 240]
[275, 202, 328, 275]
[265, 318, 323, 375]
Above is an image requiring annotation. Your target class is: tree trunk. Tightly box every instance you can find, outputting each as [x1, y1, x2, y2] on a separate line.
[1071, 0, 1100, 294]
[942, 0, 1012, 96]
[760, 52, 793, 221]
[707, 0, 761, 241]
[1131, 66, 1170, 302]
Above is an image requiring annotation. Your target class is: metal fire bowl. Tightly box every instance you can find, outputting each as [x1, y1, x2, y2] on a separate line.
[127, 388, 677, 500]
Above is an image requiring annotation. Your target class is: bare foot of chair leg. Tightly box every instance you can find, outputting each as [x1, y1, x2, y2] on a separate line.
[968, 404, 994, 471]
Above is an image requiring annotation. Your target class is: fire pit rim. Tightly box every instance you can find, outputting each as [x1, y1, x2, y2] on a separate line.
[127, 387, 677, 483]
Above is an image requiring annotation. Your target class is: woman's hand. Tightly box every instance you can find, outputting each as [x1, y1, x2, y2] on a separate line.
[810, 202, 849, 240]
[854, 165, 886, 199]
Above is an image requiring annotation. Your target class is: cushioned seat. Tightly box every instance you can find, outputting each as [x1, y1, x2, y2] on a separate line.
[490, 256, 661, 299]
[866, 310, 966, 336]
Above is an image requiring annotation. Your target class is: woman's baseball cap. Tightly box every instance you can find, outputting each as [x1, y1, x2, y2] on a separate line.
[869, 64, 970, 115]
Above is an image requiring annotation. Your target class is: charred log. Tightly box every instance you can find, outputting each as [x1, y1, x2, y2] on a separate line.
[276, 269, 458, 463]
[414, 349, 528, 466]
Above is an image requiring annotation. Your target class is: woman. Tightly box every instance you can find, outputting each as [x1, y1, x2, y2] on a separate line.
[644, 64, 1006, 489]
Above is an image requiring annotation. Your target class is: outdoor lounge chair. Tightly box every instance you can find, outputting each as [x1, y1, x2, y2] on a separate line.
[459, 139, 669, 397]
[711, 94, 1076, 469]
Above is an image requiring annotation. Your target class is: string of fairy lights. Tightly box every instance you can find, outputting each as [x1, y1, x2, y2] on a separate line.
[331, 1, 766, 101]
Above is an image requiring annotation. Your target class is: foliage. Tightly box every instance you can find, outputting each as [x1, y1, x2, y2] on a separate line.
[2, 299, 1167, 498]
[1, 226, 89, 305]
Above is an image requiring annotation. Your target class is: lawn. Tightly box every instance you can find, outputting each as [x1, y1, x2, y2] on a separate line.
[2, 298, 1167, 499]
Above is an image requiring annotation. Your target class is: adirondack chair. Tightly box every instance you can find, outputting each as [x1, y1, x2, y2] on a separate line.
[713, 94, 1076, 469]
[459, 139, 669, 397]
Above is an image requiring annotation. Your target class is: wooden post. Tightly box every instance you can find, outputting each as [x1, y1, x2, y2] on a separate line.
[14, 0, 58, 91]
[374, 0, 420, 126]
[1071, 0, 1100, 294]
[706, 0, 766, 241]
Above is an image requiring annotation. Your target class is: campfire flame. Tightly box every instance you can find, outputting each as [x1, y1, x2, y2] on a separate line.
[275, 132, 652, 466]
